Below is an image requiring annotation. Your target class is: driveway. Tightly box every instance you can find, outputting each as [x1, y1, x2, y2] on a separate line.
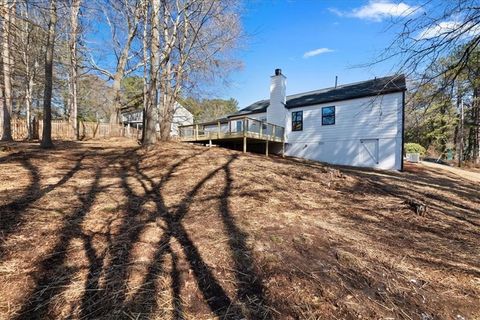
[420, 161, 480, 183]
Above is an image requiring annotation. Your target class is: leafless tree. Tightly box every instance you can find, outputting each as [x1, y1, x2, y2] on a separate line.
[1, 0, 16, 141]
[17, 0, 43, 140]
[41, 0, 57, 148]
[379, 0, 480, 166]
[143, 0, 157, 145]
[68, 0, 81, 139]
[381, 0, 479, 89]
[140, 0, 149, 143]
[143, 0, 242, 143]
[89, 0, 143, 124]
[0, 0, 241, 143]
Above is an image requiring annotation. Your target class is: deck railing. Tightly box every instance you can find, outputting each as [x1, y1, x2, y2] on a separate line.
[178, 116, 285, 142]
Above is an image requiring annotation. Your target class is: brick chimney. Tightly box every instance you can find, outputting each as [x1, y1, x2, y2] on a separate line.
[267, 68, 287, 127]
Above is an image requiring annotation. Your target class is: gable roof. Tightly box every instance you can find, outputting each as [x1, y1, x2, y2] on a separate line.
[228, 75, 406, 117]
[229, 99, 270, 117]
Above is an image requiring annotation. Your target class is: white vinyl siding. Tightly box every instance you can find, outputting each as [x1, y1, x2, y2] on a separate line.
[171, 103, 194, 136]
[284, 92, 403, 170]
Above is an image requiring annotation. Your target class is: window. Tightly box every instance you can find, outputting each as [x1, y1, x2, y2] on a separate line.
[236, 120, 243, 132]
[258, 116, 267, 130]
[322, 106, 335, 125]
[292, 111, 303, 131]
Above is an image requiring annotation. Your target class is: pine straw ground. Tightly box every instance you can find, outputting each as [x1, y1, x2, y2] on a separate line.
[0, 138, 479, 320]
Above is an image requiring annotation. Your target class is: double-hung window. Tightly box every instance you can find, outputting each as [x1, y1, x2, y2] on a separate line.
[322, 106, 335, 125]
[292, 111, 303, 131]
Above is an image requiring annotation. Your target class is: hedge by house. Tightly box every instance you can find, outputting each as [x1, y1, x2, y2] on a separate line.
[404, 143, 427, 156]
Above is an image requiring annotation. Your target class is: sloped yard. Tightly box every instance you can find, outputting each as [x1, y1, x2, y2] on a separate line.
[0, 139, 478, 319]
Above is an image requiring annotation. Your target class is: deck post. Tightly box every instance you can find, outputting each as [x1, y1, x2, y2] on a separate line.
[209, 139, 212, 147]
[243, 136, 247, 153]
[272, 125, 276, 140]
[282, 142, 285, 157]
[243, 117, 247, 137]
[266, 140, 269, 157]
[217, 121, 221, 139]
[195, 124, 198, 140]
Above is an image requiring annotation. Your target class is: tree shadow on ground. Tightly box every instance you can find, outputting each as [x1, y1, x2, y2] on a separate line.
[15, 165, 104, 319]
[334, 166, 480, 278]
[112, 149, 271, 319]
[12, 145, 271, 319]
[0, 152, 85, 260]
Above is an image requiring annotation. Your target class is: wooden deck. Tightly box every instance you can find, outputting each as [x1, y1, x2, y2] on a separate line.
[178, 116, 285, 154]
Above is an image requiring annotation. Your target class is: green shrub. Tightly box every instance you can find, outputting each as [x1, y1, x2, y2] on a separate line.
[404, 143, 427, 156]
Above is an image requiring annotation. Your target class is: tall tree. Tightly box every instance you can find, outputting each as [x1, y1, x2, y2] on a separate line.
[19, 2, 36, 140]
[41, 0, 58, 148]
[89, 0, 143, 124]
[69, 0, 81, 139]
[144, 0, 242, 143]
[383, 1, 480, 166]
[143, 0, 158, 145]
[383, 0, 479, 94]
[15, 1, 45, 140]
[1, 0, 16, 141]
[141, 0, 149, 143]
[181, 97, 238, 122]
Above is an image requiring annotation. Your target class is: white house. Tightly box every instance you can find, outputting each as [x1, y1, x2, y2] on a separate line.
[179, 69, 406, 171]
[229, 70, 406, 170]
[121, 102, 194, 136]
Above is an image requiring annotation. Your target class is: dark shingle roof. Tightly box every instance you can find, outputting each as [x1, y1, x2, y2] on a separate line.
[228, 75, 406, 117]
[229, 99, 270, 117]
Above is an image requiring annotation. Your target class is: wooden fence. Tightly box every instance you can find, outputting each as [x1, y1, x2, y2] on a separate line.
[0, 118, 141, 141]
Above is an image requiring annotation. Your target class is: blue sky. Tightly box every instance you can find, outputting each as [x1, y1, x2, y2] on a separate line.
[221, 0, 419, 109]
[86, 0, 432, 110]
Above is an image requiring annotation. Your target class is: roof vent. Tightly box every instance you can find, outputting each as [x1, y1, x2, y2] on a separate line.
[275, 68, 282, 76]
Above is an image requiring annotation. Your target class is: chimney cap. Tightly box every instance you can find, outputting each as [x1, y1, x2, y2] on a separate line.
[275, 68, 282, 76]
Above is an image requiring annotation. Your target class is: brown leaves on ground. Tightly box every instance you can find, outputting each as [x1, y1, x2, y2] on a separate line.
[0, 139, 479, 319]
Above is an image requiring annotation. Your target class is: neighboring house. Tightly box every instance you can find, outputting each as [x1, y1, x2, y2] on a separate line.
[121, 102, 194, 136]
[179, 69, 406, 171]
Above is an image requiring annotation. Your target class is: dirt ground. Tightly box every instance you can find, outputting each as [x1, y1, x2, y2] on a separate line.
[0, 138, 479, 320]
[419, 161, 480, 183]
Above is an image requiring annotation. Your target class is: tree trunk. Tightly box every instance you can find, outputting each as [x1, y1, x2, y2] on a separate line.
[109, 27, 137, 125]
[0, 86, 5, 138]
[143, 0, 159, 145]
[41, 0, 57, 148]
[159, 94, 174, 141]
[69, 0, 81, 139]
[110, 73, 122, 124]
[26, 69, 34, 140]
[141, 0, 149, 143]
[21, 3, 35, 140]
[473, 87, 479, 164]
[1, 0, 14, 141]
[457, 87, 464, 167]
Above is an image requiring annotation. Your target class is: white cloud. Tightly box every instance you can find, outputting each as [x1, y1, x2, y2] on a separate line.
[330, 0, 420, 22]
[303, 48, 334, 59]
[416, 20, 480, 40]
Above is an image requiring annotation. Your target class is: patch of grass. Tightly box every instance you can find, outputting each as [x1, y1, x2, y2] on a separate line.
[269, 234, 283, 244]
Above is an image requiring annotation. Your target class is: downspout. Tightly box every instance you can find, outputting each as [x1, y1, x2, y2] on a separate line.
[401, 90, 405, 172]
